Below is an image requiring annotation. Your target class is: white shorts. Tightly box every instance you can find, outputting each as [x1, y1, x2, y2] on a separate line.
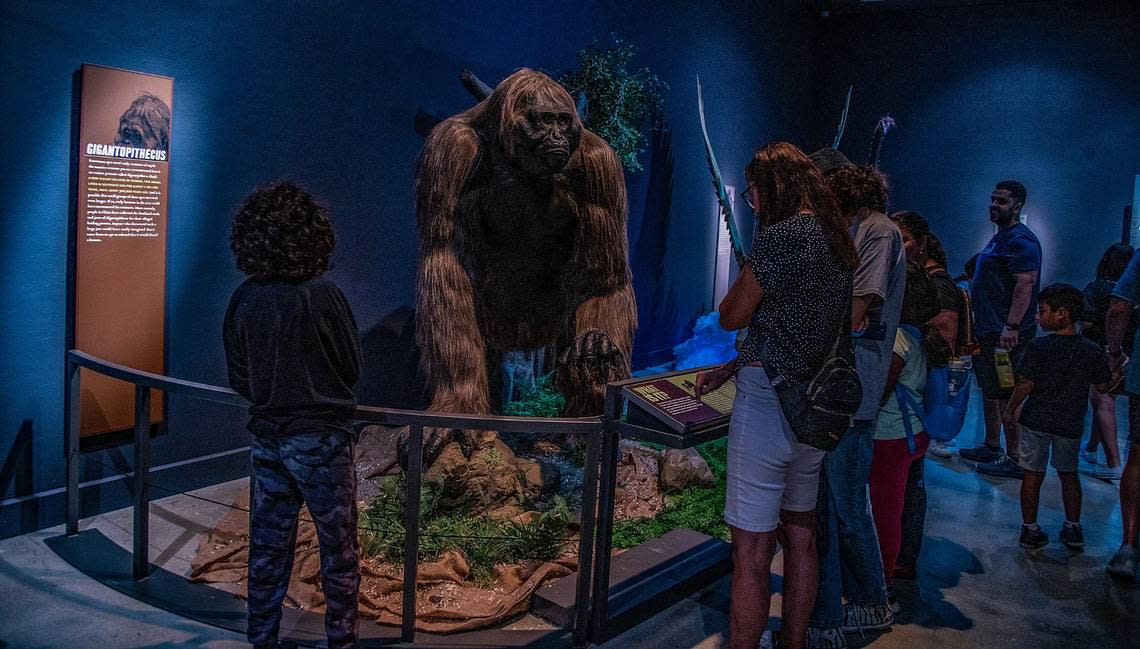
[724, 366, 826, 533]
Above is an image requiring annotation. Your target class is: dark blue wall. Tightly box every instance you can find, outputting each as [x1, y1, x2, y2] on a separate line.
[0, 0, 819, 536]
[810, 1, 1140, 285]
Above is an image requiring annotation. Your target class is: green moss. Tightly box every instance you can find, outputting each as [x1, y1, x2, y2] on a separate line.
[611, 438, 728, 548]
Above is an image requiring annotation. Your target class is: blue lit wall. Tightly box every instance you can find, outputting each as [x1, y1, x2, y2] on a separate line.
[0, 0, 819, 535]
[810, 1, 1140, 286]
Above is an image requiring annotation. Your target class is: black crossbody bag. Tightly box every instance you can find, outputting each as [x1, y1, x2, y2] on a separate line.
[756, 316, 862, 452]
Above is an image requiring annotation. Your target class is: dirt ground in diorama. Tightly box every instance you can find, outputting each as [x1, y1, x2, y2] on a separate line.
[184, 421, 724, 635]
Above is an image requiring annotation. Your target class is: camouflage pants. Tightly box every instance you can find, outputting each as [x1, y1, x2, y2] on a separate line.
[248, 429, 360, 648]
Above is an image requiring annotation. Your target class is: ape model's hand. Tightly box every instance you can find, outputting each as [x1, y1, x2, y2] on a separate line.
[557, 328, 625, 388]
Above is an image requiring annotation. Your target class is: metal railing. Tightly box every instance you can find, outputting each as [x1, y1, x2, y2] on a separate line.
[64, 349, 608, 647]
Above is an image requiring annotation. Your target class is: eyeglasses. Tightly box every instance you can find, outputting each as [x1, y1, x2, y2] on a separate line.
[740, 183, 756, 212]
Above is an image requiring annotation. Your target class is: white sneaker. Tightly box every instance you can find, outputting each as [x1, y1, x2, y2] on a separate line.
[928, 440, 953, 458]
[1094, 465, 1122, 481]
[1081, 450, 1099, 465]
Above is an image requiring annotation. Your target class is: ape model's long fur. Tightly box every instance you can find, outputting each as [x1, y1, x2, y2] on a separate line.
[414, 69, 635, 445]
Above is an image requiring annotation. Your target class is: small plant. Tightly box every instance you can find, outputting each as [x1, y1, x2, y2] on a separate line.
[559, 35, 666, 172]
[502, 375, 565, 417]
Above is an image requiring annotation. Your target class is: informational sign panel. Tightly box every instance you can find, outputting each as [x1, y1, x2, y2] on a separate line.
[73, 64, 171, 438]
[623, 370, 736, 435]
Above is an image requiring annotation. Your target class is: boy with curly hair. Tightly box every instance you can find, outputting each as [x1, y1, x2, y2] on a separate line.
[224, 181, 363, 649]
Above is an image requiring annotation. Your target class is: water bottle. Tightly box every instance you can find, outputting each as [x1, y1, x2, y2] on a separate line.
[994, 348, 1015, 388]
[948, 358, 967, 397]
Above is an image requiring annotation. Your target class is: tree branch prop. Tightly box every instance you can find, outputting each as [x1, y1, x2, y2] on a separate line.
[867, 114, 896, 169]
[832, 84, 853, 150]
[696, 76, 746, 268]
[460, 70, 493, 102]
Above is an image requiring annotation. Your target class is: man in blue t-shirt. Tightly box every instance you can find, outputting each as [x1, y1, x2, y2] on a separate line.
[960, 180, 1042, 480]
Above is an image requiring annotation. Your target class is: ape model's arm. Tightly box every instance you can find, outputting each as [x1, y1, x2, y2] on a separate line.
[558, 131, 637, 415]
[414, 117, 490, 416]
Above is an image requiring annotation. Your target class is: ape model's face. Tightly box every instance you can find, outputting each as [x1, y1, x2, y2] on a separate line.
[114, 115, 161, 150]
[514, 101, 581, 176]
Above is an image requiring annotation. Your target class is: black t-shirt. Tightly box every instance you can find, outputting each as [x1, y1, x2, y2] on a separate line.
[1016, 334, 1111, 438]
[1082, 278, 1136, 351]
[223, 275, 363, 436]
[737, 213, 853, 383]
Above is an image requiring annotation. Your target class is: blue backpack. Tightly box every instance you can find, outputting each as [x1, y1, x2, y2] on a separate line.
[893, 324, 972, 453]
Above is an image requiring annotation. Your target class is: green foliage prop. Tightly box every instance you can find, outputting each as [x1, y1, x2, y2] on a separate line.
[501, 376, 565, 418]
[359, 475, 574, 586]
[559, 36, 666, 172]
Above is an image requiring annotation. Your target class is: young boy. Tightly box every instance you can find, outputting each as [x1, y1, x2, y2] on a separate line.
[1004, 284, 1111, 550]
[224, 182, 363, 649]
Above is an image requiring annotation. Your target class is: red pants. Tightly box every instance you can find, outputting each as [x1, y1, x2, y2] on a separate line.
[869, 432, 929, 583]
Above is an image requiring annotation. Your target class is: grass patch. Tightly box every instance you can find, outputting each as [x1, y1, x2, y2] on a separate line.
[359, 475, 575, 586]
[611, 438, 728, 548]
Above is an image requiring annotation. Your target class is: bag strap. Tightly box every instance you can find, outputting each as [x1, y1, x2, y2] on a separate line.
[894, 384, 922, 455]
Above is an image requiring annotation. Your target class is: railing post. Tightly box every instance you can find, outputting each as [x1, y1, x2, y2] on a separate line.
[133, 385, 151, 580]
[589, 385, 623, 642]
[401, 425, 424, 644]
[572, 422, 602, 648]
[65, 357, 81, 536]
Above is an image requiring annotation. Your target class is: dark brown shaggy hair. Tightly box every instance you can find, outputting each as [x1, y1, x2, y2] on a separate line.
[828, 165, 889, 216]
[745, 141, 858, 270]
[230, 181, 335, 281]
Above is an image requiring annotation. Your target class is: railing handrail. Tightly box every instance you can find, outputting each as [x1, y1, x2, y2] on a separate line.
[67, 348, 603, 434]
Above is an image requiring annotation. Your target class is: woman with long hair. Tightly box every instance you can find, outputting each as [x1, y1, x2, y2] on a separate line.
[1081, 243, 1134, 480]
[696, 141, 856, 649]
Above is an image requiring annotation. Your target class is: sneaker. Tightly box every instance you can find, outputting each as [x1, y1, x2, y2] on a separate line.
[1019, 525, 1048, 549]
[1081, 449, 1099, 465]
[887, 589, 902, 615]
[840, 602, 894, 633]
[1107, 544, 1139, 580]
[928, 440, 953, 458]
[959, 443, 1001, 463]
[805, 626, 847, 648]
[1060, 523, 1085, 549]
[759, 629, 775, 649]
[977, 454, 1025, 479]
[1094, 465, 1122, 481]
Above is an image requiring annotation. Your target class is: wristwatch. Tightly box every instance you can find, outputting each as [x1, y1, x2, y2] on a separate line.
[1106, 347, 1125, 358]
[1003, 322, 1020, 331]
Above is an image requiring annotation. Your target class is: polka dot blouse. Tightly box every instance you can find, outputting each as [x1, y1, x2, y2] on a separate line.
[737, 213, 853, 383]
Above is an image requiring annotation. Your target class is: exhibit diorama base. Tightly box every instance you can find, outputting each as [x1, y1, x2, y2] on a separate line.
[533, 528, 731, 642]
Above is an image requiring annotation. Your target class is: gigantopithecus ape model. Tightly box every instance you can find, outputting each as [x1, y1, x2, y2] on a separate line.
[415, 68, 636, 463]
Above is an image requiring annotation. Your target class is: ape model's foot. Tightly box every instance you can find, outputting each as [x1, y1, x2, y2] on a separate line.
[397, 425, 456, 470]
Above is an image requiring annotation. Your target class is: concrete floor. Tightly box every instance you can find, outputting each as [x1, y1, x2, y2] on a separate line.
[1, 397, 1138, 649]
